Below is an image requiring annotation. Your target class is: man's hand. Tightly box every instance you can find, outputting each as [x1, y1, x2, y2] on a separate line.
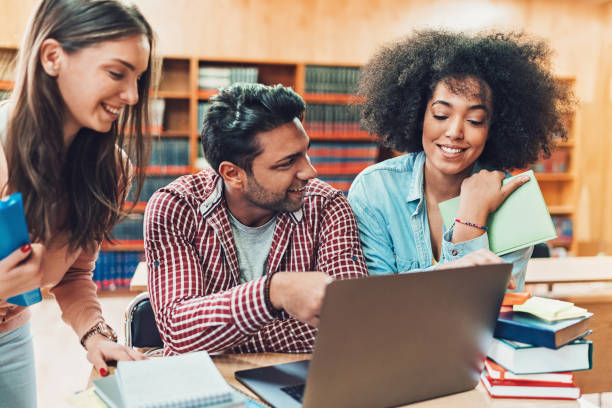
[269, 271, 331, 327]
[437, 248, 516, 289]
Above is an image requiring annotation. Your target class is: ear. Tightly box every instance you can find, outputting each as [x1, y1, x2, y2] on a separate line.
[218, 161, 247, 190]
[39, 38, 64, 77]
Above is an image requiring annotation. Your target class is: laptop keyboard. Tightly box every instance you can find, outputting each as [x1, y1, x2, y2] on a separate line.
[281, 384, 306, 402]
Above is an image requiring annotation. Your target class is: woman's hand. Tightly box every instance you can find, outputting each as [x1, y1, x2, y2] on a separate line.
[437, 248, 516, 290]
[452, 170, 529, 244]
[0, 243, 44, 301]
[85, 334, 146, 376]
[457, 170, 530, 224]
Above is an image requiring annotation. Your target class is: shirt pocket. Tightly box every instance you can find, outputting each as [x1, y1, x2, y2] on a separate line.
[395, 256, 418, 272]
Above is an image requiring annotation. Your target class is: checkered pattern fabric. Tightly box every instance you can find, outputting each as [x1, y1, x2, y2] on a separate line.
[144, 169, 368, 355]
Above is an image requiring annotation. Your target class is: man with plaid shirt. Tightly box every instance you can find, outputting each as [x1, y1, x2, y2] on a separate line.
[144, 83, 369, 355]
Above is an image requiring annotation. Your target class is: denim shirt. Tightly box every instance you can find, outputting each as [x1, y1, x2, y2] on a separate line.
[347, 151, 531, 291]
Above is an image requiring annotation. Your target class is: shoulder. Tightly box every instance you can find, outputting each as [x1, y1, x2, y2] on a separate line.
[349, 152, 421, 197]
[302, 178, 348, 213]
[146, 168, 220, 217]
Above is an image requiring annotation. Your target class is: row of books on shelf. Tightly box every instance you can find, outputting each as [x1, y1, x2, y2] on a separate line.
[198, 66, 258, 90]
[305, 65, 360, 95]
[111, 213, 144, 242]
[304, 103, 361, 135]
[127, 176, 177, 204]
[549, 215, 573, 247]
[483, 293, 593, 400]
[149, 138, 190, 172]
[532, 148, 570, 173]
[93, 251, 142, 291]
[310, 141, 377, 176]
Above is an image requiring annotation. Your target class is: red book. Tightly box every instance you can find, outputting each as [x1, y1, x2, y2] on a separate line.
[484, 358, 574, 384]
[481, 373, 581, 400]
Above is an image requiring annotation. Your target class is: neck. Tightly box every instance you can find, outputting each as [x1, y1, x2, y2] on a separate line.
[63, 122, 80, 150]
[224, 185, 276, 227]
[423, 159, 474, 204]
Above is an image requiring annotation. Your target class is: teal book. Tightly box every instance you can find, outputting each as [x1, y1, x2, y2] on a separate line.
[0, 193, 42, 306]
[438, 170, 557, 256]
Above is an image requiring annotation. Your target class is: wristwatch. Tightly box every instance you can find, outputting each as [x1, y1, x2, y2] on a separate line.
[80, 321, 118, 349]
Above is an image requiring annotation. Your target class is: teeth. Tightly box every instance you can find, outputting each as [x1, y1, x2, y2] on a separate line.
[440, 146, 463, 154]
[103, 103, 121, 115]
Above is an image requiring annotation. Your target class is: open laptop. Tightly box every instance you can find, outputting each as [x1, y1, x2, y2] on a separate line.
[235, 263, 512, 408]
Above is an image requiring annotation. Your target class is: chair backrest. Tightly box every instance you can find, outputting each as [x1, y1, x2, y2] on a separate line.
[124, 292, 164, 349]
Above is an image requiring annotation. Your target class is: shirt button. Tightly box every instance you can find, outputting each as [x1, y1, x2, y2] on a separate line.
[451, 250, 458, 256]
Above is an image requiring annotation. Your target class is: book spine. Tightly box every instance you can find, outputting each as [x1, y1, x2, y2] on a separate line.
[494, 320, 556, 349]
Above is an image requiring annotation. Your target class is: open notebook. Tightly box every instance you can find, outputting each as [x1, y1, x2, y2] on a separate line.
[438, 170, 557, 256]
[93, 351, 245, 408]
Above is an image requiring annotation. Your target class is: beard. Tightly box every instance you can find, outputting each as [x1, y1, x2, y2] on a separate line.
[243, 174, 305, 213]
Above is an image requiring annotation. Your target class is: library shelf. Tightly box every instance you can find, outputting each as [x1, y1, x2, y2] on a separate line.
[197, 89, 218, 99]
[302, 93, 364, 104]
[548, 205, 575, 215]
[156, 90, 190, 99]
[159, 130, 190, 138]
[101, 241, 144, 252]
[124, 202, 147, 212]
[307, 130, 375, 141]
[535, 172, 574, 182]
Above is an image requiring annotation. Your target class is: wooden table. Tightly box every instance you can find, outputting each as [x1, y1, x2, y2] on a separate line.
[88, 353, 594, 408]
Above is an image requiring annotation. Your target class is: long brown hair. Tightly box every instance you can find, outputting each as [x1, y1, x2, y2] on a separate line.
[6, 0, 157, 252]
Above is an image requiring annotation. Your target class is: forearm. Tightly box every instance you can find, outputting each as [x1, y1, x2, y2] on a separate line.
[152, 276, 277, 354]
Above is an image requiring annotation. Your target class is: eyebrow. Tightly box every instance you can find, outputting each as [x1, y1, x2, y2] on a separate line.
[273, 141, 311, 165]
[432, 100, 489, 114]
[110, 58, 136, 71]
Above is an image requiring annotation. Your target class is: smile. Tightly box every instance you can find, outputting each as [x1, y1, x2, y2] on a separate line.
[102, 102, 122, 116]
[438, 144, 467, 154]
[287, 187, 305, 193]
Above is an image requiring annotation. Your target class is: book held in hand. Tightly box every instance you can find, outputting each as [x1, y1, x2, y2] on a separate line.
[93, 351, 245, 408]
[487, 337, 592, 374]
[0, 192, 41, 306]
[484, 358, 574, 384]
[438, 170, 557, 256]
[494, 310, 592, 349]
[480, 373, 581, 400]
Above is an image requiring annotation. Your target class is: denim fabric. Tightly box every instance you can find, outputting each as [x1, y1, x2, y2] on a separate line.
[0, 322, 37, 408]
[348, 151, 531, 291]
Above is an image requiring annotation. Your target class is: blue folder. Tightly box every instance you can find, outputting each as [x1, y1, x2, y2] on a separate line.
[0, 193, 42, 306]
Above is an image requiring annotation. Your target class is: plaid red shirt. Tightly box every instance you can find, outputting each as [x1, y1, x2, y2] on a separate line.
[144, 169, 368, 355]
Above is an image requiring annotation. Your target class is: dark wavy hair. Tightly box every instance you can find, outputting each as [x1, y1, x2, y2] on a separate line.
[357, 30, 575, 170]
[201, 83, 305, 173]
[6, 0, 157, 252]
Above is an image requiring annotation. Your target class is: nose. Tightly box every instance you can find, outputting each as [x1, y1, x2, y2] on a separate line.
[120, 79, 140, 106]
[445, 116, 464, 140]
[297, 154, 317, 181]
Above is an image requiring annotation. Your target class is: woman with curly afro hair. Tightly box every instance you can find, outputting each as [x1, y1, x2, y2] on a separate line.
[347, 30, 574, 291]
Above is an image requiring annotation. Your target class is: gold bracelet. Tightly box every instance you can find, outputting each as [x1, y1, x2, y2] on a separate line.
[80, 321, 118, 349]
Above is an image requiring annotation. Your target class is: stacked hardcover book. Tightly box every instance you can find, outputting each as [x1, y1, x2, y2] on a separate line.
[483, 295, 593, 400]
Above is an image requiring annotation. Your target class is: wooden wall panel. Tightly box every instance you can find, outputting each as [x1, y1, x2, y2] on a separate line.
[1, 0, 611, 254]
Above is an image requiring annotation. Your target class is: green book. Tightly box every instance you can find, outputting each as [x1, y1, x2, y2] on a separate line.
[438, 170, 557, 256]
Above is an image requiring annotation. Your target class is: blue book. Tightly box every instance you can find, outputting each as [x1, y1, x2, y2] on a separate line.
[494, 310, 593, 349]
[0, 193, 42, 306]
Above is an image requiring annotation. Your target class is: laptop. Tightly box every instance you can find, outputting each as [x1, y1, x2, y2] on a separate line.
[235, 263, 512, 408]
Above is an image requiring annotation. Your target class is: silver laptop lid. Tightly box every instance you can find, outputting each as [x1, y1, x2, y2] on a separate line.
[302, 263, 511, 408]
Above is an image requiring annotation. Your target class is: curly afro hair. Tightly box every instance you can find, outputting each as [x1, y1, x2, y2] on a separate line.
[357, 30, 575, 170]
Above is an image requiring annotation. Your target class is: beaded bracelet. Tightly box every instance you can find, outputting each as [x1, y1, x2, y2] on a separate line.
[264, 274, 284, 318]
[454, 218, 488, 231]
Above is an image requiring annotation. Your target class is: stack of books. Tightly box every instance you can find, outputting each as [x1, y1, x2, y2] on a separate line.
[483, 295, 593, 400]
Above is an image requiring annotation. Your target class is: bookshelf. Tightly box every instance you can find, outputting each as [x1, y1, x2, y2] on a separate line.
[0, 48, 582, 261]
[532, 78, 578, 255]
